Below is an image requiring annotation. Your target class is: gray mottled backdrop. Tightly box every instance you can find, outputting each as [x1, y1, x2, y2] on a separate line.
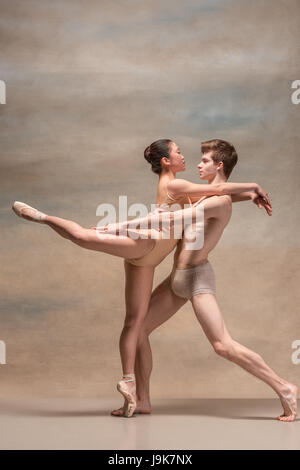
[1, 0, 299, 398]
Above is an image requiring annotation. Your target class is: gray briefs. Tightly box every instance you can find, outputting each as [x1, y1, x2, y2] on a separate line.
[171, 261, 216, 299]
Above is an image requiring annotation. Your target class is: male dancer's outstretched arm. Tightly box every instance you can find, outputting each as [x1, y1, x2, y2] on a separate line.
[167, 179, 271, 206]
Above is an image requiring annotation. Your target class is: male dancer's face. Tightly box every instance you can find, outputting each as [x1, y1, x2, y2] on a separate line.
[197, 151, 220, 182]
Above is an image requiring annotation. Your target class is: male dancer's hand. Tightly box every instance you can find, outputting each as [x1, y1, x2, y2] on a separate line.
[255, 184, 271, 207]
[251, 193, 272, 216]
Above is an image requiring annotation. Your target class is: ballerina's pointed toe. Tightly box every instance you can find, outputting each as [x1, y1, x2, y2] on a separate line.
[12, 201, 47, 223]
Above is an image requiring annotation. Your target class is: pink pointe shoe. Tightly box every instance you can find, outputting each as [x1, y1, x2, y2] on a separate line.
[116, 374, 136, 418]
[12, 201, 47, 223]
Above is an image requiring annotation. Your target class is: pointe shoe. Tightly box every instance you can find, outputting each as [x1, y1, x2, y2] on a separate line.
[117, 374, 136, 418]
[12, 201, 47, 223]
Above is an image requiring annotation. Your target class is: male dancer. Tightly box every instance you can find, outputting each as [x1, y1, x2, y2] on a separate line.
[112, 139, 298, 422]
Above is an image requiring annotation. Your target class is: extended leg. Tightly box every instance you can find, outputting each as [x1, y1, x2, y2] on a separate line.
[191, 294, 298, 422]
[12, 202, 156, 259]
[44, 214, 155, 259]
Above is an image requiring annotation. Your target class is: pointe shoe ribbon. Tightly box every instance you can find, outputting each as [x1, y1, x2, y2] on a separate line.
[12, 201, 47, 223]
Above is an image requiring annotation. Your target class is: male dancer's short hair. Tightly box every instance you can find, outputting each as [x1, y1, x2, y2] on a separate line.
[201, 139, 238, 179]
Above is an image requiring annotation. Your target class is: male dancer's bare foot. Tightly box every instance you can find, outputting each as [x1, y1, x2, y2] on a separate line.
[116, 374, 137, 418]
[277, 383, 298, 422]
[111, 400, 152, 417]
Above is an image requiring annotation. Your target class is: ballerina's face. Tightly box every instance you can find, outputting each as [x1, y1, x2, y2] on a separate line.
[167, 142, 185, 172]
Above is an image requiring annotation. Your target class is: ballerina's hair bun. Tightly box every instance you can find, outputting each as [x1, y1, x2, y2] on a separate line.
[144, 146, 151, 163]
[143, 139, 173, 175]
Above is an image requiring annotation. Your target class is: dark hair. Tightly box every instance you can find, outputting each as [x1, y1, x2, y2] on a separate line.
[144, 139, 173, 175]
[201, 139, 238, 179]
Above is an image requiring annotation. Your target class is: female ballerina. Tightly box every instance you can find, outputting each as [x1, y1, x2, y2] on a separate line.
[12, 139, 270, 417]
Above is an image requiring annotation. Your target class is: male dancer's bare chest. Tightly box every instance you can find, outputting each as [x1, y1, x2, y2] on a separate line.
[175, 207, 231, 268]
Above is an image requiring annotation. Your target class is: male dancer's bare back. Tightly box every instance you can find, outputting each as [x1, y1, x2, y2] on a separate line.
[113, 193, 298, 421]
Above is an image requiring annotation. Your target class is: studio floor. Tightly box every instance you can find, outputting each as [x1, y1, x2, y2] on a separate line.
[0, 398, 299, 450]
